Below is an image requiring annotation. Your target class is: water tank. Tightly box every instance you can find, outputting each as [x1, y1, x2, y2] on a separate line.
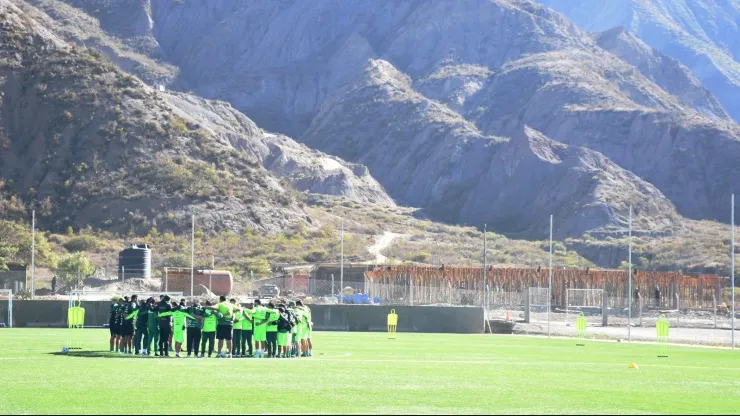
[118, 244, 152, 280]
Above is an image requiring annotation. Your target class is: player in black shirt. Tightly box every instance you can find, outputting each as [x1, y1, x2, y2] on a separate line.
[120, 295, 137, 354]
[157, 296, 173, 357]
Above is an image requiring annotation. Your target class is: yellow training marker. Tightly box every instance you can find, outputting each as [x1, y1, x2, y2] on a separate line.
[66, 300, 86, 351]
[629, 363, 639, 369]
[387, 309, 398, 339]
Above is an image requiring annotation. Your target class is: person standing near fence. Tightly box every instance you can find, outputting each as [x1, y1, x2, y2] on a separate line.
[654, 286, 661, 308]
[186, 301, 204, 358]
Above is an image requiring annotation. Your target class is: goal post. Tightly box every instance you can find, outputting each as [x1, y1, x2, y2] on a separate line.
[0, 289, 12, 328]
[566, 289, 604, 327]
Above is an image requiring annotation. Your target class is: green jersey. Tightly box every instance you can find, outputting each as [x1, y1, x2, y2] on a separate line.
[109, 304, 119, 322]
[147, 308, 158, 329]
[242, 308, 254, 331]
[232, 307, 243, 330]
[216, 302, 233, 326]
[202, 310, 223, 333]
[252, 306, 267, 329]
[186, 306, 205, 329]
[265, 308, 279, 333]
[158, 310, 195, 329]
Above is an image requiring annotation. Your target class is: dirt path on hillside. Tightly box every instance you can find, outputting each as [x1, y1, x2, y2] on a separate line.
[366, 231, 405, 264]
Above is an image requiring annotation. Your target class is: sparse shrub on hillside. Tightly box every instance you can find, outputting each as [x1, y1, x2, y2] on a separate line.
[63, 235, 99, 252]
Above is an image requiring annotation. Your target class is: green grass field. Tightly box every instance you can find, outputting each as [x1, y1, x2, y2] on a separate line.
[0, 329, 738, 415]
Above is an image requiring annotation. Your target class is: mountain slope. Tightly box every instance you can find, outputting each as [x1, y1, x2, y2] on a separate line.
[304, 60, 681, 238]
[24, 0, 740, 238]
[593, 26, 729, 121]
[0, 0, 310, 234]
[537, 0, 740, 122]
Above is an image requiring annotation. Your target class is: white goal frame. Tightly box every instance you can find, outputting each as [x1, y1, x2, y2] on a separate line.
[565, 288, 604, 327]
[0, 289, 12, 328]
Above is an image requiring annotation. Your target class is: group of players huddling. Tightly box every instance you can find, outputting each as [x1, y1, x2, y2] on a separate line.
[108, 294, 314, 358]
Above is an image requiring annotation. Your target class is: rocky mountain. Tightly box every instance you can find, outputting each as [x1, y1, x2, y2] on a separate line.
[162, 93, 394, 206]
[11, 0, 740, 241]
[593, 26, 729, 121]
[0, 0, 393, 239]
[537, 0, 740, 122]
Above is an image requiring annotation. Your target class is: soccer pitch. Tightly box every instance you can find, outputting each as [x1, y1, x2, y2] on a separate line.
[1, 330, 738, 415]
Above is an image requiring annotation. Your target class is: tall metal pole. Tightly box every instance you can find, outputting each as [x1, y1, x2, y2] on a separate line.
[190, 214, 195, 302]
[548, 215, 553, 338]
[340, 218, 344, 304]
[30, 210, 35, 300]
[483, 224, 487, 310]
[628, 205, 633, 342]
[732, 194, 735, 350]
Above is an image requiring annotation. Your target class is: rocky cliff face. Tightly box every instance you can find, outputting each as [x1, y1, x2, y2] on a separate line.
[593, 26, 729, 121]
[20, 0, 740, 239]
[8, 0, 395, 209]
[538, 0, 740, 123]
[0, 0, 311, 234]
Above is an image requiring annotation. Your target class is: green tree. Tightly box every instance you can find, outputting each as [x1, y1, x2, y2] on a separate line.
[57, 252, 96, 288]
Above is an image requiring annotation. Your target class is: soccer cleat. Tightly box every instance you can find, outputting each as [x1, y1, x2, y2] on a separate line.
[176, 353, 181, 358]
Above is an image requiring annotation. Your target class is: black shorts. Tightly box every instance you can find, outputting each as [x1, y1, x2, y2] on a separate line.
[216, 324, 233, 341]
[109, 320, 118, 336]
[121, 322, 134, 336]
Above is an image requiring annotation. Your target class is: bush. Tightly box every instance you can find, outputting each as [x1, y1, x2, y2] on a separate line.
[410, 252, 431, 263]
[304, 250, 329, 263]
[63, 235, 99, 252]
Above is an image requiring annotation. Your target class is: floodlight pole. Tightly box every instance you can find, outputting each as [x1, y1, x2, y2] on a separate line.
[483, 224, 487, 310]
[190, 214, 195, 303]
[548, 215, 553, 338]
[340, 218, 344, 304]
[31, 210, 35, 300]
[628, 205, 633, 342]
[732, 194, 735, 350]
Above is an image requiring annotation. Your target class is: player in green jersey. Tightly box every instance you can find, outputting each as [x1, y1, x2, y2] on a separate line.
[265, 302, 280, 358]
[204, 296, 234, 358]
[241, 302, 254, 357]
[200, 301, 223, 358]
[114, 297, 126, 353]
[108, 297, 120, 352]
[231, 299, 243, 357]
[157, 308, 197, 358]
[302, 302, 313, 357]
[252, 299, 268, 358]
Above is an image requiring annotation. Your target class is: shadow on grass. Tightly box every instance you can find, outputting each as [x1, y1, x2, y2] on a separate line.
[47, 350, 161, 359]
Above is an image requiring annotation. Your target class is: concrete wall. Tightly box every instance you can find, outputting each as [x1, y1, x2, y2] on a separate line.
[9, 301, 484, 333]
[310, 305, 484, 334]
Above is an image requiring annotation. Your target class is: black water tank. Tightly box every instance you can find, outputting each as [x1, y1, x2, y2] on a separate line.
[118, 244, 152, 280]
